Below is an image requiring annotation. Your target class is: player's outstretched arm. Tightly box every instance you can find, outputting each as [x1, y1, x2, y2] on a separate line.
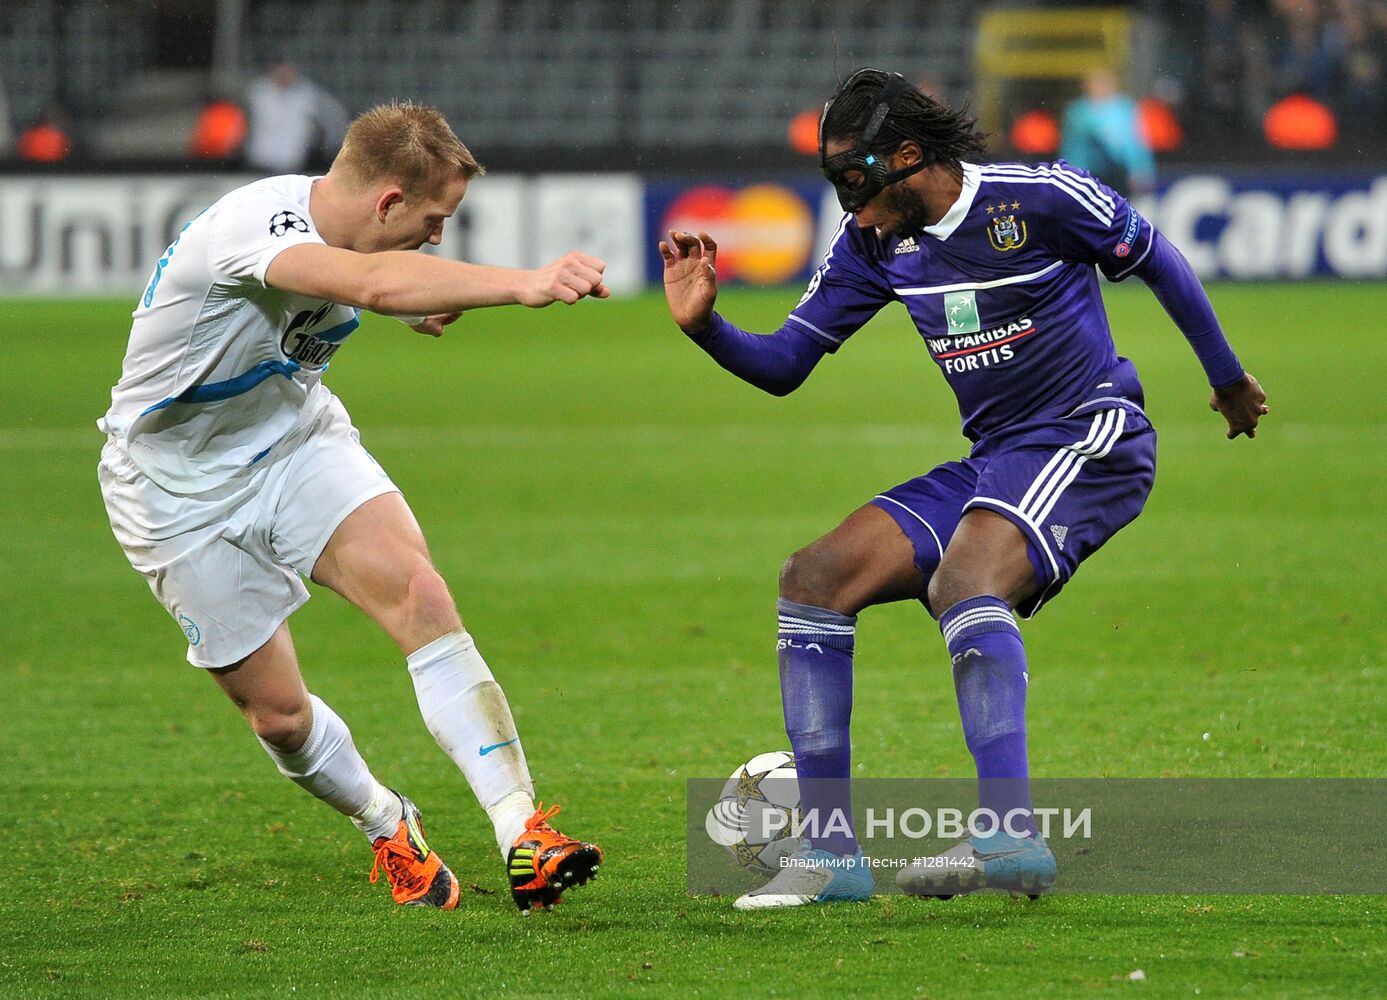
[265, 244, 609, 317]
[1131, 231, 1269, 439]
[657, 229, 826, 397]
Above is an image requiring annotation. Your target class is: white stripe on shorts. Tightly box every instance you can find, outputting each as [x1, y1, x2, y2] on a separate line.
[1029, 409, 1126, 526]
[872, 494, 945, 560]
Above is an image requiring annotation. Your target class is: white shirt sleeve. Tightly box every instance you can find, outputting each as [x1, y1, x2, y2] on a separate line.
[207, 192, 324, 287]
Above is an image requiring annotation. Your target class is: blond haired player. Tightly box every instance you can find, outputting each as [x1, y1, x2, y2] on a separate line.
[99, 103, 604, 913]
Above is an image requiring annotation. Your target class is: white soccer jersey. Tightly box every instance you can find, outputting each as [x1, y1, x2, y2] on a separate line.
[99, 174, 360, 493]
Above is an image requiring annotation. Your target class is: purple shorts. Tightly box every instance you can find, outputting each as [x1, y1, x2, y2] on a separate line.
[870, 404, 1157, 618]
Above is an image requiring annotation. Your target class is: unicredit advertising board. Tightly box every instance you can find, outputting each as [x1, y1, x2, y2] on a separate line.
[0, 170, 1383, 296]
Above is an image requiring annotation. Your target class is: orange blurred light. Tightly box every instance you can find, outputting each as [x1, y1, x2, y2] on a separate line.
[189, 100, 248, 160]
[1009, 110, 1060, 156]
[788, 109, 820, 156]
[1263, 94, 1337, 150]
[18, 123, 71, 162]
[1137, 97, 1183, 152]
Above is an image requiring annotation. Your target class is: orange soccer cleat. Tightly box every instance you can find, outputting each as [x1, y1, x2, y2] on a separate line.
[368, 794, 461, 909]
[507, 803, 604, 913]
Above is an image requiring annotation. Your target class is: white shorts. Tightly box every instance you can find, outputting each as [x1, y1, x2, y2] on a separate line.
[99, 396, 399, 668]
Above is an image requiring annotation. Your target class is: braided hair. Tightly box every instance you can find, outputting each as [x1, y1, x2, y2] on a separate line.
[821, 69, 990, 176]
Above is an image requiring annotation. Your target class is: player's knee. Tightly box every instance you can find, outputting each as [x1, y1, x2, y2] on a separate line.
[927, 564, 977, 619]
[403, 564, 461, 633]
[248, 702, 312, 752]
[779, 546, 844, 608]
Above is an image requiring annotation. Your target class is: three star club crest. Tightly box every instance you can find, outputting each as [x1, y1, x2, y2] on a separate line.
[985, 200, 1027, 252]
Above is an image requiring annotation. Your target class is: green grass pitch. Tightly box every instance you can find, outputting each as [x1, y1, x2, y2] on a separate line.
[1, 283, 1384, 998]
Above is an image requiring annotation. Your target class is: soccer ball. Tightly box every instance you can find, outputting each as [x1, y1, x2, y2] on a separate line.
[704, 750, 802, 873]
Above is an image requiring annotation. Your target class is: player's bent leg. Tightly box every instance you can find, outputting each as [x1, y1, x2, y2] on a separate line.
[780, 503, 926, 615]
[926, 508, 1038, 615]
[772, 504, 923, 874]
[313, 492, 602, 911]
[210, 623, 313, 752]
[209, 624, 459, 908]
[310, 492, 462, 654]
[925, 510, 1051, 895]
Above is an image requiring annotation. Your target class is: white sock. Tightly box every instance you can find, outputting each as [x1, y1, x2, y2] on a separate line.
[259, 694, 403, 842]
[489, 790, 538, 855]
[407, 630, 536, 857]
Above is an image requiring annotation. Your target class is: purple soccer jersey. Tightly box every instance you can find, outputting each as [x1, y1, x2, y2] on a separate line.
[788, 161, 1157, 442]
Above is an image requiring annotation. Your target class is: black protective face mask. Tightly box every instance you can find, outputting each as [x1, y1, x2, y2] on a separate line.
[819, 70, 928, 212]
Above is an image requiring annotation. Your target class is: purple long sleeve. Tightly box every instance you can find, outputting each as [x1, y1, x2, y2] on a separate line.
[1131, 231, 1244, 388]
[683, 312, 828, 396]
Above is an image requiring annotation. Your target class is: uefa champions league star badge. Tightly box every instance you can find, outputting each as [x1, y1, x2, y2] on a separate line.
[268, 211, 310, 237]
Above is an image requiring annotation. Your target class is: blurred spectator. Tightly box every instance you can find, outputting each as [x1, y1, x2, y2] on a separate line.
[1258, 0, 1387, 122]
[243, 57, 349, 174]
[17, 104, 72, 163]
[1269, 0, 1343, 101]
[1060, 68, 1155, 197]
[1333, 0, 1387, 126]
[189, 96, 248, 162]
[1191, 0, 1274, 134]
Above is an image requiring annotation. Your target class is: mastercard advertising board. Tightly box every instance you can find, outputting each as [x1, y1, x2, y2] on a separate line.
[645, 180, 833, 286]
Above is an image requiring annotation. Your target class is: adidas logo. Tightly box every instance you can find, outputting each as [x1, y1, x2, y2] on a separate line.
[1049, 524, 1068, 549]
[894, 236, 920, 254]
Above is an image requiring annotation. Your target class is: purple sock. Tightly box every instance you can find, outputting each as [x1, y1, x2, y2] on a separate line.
[777, 598, 858, 856]
[939, 595, 1036, 839]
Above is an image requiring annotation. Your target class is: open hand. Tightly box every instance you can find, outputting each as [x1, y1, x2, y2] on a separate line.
[1210, 373, 1269, 439]
[659, 230, 718, 333]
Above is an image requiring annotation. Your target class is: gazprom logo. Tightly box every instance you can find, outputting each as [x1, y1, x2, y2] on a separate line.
[177, 613, 201, 646]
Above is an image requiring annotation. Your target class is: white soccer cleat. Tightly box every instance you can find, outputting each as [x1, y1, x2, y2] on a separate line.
[896, 832, 1056, 899]
[733, 844, 873, 910]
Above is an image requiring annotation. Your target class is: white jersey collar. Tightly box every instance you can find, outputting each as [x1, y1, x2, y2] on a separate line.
[921, 162, 981, 242]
